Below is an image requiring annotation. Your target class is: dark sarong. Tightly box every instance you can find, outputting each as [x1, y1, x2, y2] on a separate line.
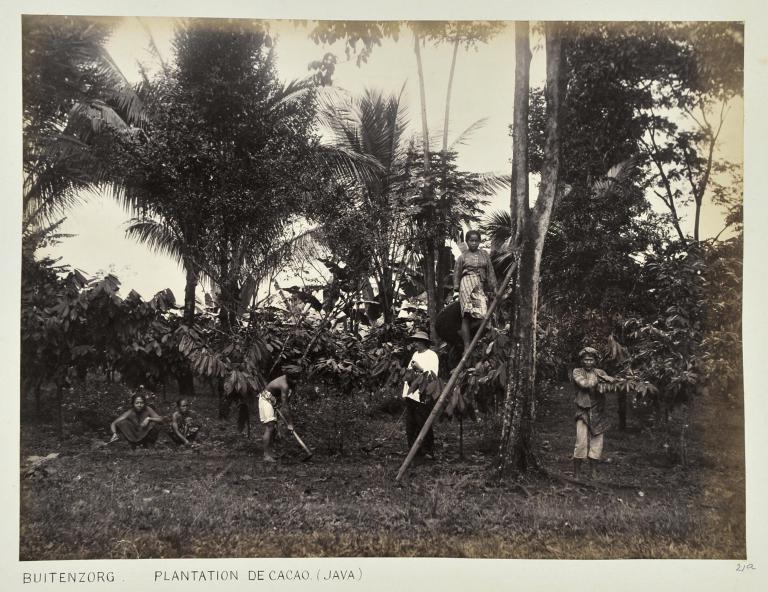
[405, 398, 434, 456]
[115, 407, 161, 446]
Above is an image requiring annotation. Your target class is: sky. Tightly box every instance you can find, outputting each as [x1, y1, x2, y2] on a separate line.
[41, 17, 743, 301]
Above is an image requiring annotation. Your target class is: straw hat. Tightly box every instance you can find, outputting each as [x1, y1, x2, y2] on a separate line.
[408, 330, 433, 344]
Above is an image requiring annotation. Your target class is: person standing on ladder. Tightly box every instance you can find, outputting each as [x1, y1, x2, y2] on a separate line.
[453, 230, 497, 352]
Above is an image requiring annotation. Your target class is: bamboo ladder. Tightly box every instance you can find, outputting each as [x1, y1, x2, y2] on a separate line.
[395, 259, 518, 481]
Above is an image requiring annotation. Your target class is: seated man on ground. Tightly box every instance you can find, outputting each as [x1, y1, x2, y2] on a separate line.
[109, 394, 164, 449]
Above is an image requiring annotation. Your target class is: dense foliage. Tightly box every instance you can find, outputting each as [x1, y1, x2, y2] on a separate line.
[20, 18, 743, 479]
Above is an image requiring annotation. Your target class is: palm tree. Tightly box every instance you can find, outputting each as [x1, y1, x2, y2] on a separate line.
[320, 87, 416, 325]
[22, 16, 145, 231]
[117, 21, 380, 332]
[123, 217, 202, 324]
[125, 215, 325, 324]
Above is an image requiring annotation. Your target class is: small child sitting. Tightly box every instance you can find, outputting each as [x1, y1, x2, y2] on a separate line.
[169, 399, 200, 447]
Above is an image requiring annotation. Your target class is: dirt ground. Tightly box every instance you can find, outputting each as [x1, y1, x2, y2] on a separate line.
[19, 379, 746, 559]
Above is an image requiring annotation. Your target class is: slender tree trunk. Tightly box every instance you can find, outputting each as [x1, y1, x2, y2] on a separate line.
[495, 239, 540, 474]
[510, 23, 532, 241]
[693, 198, 702, 243]
[430, 37, 461, 320]
[376, 271, 394, 325]
[413, 31, 430, 168]
[178, 257, 199, 398]
[219, 278, 241, 330]
[494, 23, 564, 478]
[361, 280, 378, 327]
[182, 257, 198, 325]
[652, 160, 686, 242]
[413, 30, 440, 340]
[692, 113, 722, 242]
[442, 36, 460, 155]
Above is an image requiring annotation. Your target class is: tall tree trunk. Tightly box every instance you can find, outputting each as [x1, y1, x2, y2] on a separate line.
[361, 279, 378, 327]
[442, 36, 461, 155]
[432, 36, 461, 320]
[495, 239, 540, 473]
[494, 22, 564, 478]
[693, 198, 702, 243]
[218, 278, 241, 330]
[177, 256, 198, 398]
[376, 270, 394, 325]
[413, 30, 439, 340]
[182, 256, 198, 325]
[510, 23, 531, 241]
[413, 31, 430, 168]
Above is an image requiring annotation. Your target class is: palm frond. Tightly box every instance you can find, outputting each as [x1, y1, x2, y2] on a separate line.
[591, 155, 642, 200]
[22, 216, 72, 253]
[319, 84, 410, 178]
[91, 42, 148, 127]
[239, 225, 328, 307]
[475, 171, 512, 194]
[124, 218, 184, 266]
[136, 16, 170, 75]
[480, 209, 514, 252]
[316, 144, 384, 186]
[104, 86, 148, 128]
[66, 100, 130, 137]
[269, 78, 313, 113]
[448, 118, 489, 151]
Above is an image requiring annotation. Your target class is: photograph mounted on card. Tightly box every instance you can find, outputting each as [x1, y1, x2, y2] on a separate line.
[18, 13, 745, 562]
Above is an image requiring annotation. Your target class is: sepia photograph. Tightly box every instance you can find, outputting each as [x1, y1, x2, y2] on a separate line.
[5, 0, 766, 588]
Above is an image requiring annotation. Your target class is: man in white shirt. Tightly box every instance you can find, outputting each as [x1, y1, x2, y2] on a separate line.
[402, 330, 440, 460]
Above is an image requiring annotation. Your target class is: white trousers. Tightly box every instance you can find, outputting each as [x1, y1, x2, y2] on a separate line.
[573, 419, 604, 460]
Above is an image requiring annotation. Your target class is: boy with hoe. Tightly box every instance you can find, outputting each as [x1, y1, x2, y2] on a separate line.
[257, 374, 295, 462]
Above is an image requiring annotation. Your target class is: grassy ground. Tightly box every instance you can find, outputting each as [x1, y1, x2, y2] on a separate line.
[19, 379, 745, 559]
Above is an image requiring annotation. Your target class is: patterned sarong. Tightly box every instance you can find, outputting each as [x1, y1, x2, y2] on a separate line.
[459, 273, 487, 319]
